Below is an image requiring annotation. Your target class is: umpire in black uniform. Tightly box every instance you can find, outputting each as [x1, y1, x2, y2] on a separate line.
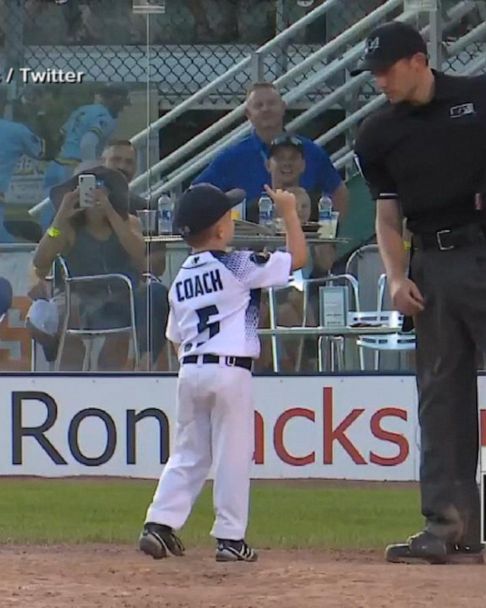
[354, 21, 486, 564]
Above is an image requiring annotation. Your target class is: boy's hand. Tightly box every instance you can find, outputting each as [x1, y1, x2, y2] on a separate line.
[263, 185, 298, 219]
[265, 185, 307, 271]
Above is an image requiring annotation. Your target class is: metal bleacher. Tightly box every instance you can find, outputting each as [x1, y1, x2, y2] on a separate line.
[25, 0, 486, 253]
[125, 0, 486, 257]
[127, 0, 486, 200]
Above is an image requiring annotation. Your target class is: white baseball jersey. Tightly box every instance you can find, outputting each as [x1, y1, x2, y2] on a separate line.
[166, 249, 291, 359]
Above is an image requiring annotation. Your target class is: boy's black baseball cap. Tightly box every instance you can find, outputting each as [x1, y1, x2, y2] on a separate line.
[351, 21, 427, 76]
[269, 133, 305, 157]
[174, 183, 246, 237]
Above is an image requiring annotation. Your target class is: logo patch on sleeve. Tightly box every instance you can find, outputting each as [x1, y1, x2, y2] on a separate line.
[449, 103, 475, 119]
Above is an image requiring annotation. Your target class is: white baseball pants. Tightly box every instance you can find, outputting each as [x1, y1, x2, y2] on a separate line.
[145, 360, 254, 540]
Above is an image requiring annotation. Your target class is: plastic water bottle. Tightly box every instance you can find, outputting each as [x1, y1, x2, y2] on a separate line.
[258, 193, 274, 230]
[158, 194, 174, 234]
[318, 194, 333, 238]
[318, 194, 333, 223]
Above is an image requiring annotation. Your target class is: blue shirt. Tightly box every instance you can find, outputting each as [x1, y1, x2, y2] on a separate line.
[58, 103, 116, 161]
[0, 118, 44, 193]
[193, 130, 343, 202]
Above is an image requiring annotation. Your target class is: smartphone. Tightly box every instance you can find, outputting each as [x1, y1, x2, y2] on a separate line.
[78, 174, 97, 208]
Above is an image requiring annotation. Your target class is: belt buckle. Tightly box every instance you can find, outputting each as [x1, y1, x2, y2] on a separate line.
[436, 229, 454, 251]
[226, 356, 237, 367]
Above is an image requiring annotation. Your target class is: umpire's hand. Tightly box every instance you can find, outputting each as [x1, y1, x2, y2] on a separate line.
[389, 277, 425, 316]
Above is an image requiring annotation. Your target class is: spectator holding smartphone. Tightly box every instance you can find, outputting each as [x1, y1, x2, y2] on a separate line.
[29, 166, 168, 370]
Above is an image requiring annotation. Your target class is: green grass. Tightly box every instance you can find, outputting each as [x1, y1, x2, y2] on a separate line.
[0, 479, 422, 549]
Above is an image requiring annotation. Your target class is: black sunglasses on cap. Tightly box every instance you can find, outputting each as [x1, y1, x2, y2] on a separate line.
[269, 133, 305, 156]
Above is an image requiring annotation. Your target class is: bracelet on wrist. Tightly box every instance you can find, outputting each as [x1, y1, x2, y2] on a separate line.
[47, 226, 62, 239]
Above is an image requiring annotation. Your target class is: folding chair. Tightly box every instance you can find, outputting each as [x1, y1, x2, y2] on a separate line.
[355, 273, 416, 371]
[55, 256, 139, 371]
[309, 274, 362, 372]
[345, 243, 386, 309]
[267, 272, 361, 372]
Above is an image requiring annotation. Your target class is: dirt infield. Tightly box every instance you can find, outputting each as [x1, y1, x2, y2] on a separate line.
[0, 545, 484, 608]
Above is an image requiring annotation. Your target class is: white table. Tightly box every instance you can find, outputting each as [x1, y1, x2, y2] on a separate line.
[258, 324, 407, 373]
[145, 234, 349, 286]
[145, 234, 348, 246]
[258, 325, 404, 337]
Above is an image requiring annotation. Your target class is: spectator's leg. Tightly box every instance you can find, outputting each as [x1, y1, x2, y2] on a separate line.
[255, 291, 273, 372]
[256, 291, 310, 373]
[134, 281, 169, 369]
[27, 290, 87, 370]
[59, 337, 88, 371]
[147, 243, 166, 277]
[98, 335, 129, 371]
[73, 296, 127, 371]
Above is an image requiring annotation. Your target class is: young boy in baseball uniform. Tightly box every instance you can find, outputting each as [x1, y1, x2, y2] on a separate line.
[139, 182, 307, 562]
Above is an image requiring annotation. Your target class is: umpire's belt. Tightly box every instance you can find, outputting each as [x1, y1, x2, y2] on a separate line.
[412, 223, 485, 252]
[182, 354, 252, 371]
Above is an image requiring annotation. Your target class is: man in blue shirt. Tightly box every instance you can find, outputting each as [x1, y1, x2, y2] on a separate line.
[193, 82, 348, 219]
[43, 84, 130, 194]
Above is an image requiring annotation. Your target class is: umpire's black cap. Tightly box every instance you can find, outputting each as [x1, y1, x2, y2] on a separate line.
[351, 21, 428, 76]
[174, 183, 245, 238]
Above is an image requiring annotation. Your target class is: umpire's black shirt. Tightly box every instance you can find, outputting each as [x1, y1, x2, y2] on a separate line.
[354, 71, 486, 233]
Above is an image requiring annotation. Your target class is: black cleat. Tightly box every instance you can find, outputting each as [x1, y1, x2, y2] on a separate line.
[138, 522, 185, 559]
[385, 530, 448, 564]
[215, 539, 258, 562]
[386, 531, 485, 565]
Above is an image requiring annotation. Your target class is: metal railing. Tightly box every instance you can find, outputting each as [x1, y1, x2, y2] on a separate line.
[130, 0, 338, 150]
[326, 0, 486, 169]
[27, 0, 486, 219]
[30, 0, 403, 215]
[135, 0, 484, 199]
[131, 0, 406, 197]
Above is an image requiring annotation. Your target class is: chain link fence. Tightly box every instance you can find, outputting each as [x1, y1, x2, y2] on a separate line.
[441, 0, 486, 74]
[0, 0, 484, 164]
[1, 1, 484, 114]
[0, 0, 484, 372]
[0, 0, 483, 204]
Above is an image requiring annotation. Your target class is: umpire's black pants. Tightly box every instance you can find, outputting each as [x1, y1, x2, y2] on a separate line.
[412, 241, 485, 546]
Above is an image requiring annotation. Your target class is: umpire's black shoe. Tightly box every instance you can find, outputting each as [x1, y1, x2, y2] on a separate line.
[385, 530, 448, 564]
[139, 522, 185, 559]
[386, 531, 485, 565]
[215, 539, 258, 562]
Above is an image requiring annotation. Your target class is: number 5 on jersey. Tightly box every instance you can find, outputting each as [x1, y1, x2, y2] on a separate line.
[196, 305, 220, 346]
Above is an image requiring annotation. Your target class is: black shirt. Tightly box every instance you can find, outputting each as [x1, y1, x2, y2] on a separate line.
[354, 71, 486, 233]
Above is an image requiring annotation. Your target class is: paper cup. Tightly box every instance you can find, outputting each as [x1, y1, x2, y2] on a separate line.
[318, 211, 340, 238]
[137, 209, 158, 235]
